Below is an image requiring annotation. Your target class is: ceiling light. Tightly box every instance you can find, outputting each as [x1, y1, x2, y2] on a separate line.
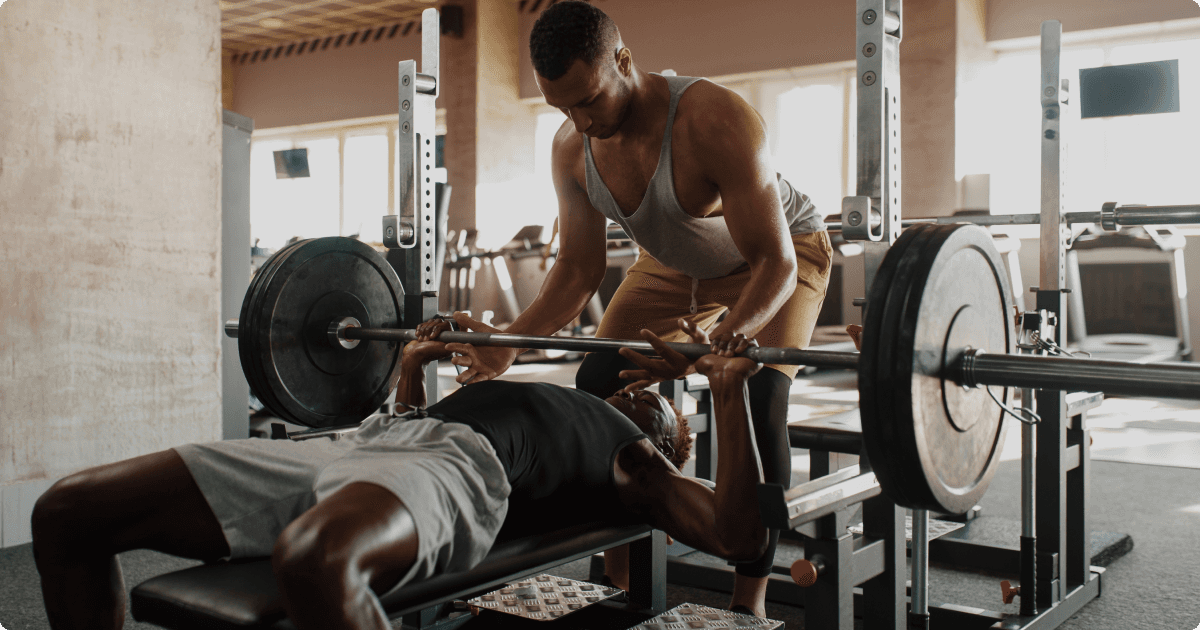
[259, 18, 284, 28]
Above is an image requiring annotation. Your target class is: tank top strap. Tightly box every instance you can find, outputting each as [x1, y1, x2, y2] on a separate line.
[656, 75, 706, 180]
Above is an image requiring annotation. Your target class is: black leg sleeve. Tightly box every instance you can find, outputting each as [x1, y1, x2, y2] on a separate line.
[735, 367, 793, 578]
[575, 352, 640, 400]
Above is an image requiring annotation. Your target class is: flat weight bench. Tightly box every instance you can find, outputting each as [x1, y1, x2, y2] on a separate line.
[787, 409, 863, 457]
[131, 520, 668, 630]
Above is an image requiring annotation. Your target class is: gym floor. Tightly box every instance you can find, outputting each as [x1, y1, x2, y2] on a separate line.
[2, 361, 1197, 629]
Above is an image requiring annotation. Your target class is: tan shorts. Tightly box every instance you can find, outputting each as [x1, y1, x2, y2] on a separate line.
[596, 231, 834, 380]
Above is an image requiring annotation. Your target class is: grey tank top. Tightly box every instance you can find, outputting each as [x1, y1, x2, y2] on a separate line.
[583, 74, 824, 281]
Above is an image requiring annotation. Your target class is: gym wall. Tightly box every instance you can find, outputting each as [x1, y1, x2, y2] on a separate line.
[987, 0, 1199, 41]
[228, 22, 424, 129]
[0, 0, 223, 547]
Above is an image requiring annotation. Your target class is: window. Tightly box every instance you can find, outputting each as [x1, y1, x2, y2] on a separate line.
[473, 112, 563, 251]
[250, 137, 340, 250]
[343, 133, 389, 243]
[960, 26, 1200, 217]
[249, 113, 445, 252]
[773, 82, 848, 221]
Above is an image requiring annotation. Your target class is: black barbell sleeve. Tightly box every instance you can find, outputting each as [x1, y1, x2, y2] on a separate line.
[959, 349, 1200, 401]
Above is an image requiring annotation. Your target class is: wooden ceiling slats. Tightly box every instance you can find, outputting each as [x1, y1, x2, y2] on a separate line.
[222, 0, 429, 56]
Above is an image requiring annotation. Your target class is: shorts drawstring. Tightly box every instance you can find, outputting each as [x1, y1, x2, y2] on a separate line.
[689, 277, 699, 315]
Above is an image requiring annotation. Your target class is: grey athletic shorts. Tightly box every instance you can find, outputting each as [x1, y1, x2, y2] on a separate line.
[174, 416, 511, 587]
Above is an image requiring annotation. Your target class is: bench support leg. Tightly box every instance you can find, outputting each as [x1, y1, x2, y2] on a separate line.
[628, 529, 669, 612]
[400, 602, 472, 630]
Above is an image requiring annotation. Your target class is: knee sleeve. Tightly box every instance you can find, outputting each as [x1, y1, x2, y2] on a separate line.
[575, 352, 640, 400]
[735, 366, 793, 578]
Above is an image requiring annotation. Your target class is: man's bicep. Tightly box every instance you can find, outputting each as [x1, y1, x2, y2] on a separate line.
[550, 133, 608, 276]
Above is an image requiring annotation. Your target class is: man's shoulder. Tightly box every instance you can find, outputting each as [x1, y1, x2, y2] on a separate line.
[551, 117, 584, 155]
[675, 78, 757, 128]
[673, 78, 767, 166]
[550, 118, 587, 186]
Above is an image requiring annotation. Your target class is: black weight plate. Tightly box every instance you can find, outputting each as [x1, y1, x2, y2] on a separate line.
[243, 240, 311, 416]
[860, 224, 956, 511]
[239, 240, 308, 420]
[858, 223, 940, 507]
[859, 224, 1014, 514]
[244, 237, 405, 428]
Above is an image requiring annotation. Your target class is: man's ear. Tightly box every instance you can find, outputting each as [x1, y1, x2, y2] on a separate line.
[615, 47, 633, 77]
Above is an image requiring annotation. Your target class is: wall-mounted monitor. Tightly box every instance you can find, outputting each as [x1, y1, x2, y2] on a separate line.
[273, 148, 310, 178]
[1079, 60, 1180, 119]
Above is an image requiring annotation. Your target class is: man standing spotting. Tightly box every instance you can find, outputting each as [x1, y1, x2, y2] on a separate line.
[443, 1, 832, 616]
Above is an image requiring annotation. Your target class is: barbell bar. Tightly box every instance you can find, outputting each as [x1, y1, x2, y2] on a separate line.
[824, 202, 1200, 233]
[602, 203, 1200, 239]
[225, 320, 1200, 401]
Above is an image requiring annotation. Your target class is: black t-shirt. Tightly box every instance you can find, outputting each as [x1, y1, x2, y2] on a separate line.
[427, 381, 647, 536]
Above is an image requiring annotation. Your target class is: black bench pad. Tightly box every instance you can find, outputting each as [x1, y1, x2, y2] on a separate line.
[131, 520, 652, 630]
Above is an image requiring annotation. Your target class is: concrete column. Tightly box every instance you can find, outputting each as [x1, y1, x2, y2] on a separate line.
[899, 0, 996, 217]
[900, 0, 960, 217]
[0, 0, 222, 546]
[476, 0, 538, 215]
[442, 0, 480, 234]
[955, 0, 995, 209]
[441, 0, 537, 237]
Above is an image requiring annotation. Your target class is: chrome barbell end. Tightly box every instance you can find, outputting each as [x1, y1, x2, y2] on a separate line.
[225, 319, 239, 338]
[958, 347, 984, 389]
[1100, 201, 1119, 231]
[328, 317, 362, 350]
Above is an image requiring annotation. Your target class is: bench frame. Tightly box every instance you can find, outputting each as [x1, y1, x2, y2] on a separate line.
[131, 525, 668, 630]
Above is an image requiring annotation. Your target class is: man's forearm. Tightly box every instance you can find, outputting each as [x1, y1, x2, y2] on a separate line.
[503, 258, 601, 338]
[709, 374, 768, 555]
[716, 259, 797, 339]
[394, 358, 429, 408]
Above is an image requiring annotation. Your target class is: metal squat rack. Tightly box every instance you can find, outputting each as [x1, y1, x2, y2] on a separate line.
[818, 15, 1188, 630]
[384, 8, 442, 402]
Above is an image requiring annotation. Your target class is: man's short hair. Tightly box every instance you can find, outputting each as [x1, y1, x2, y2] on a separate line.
[665, 399, 694, 471]
[529, 0, 620, 81]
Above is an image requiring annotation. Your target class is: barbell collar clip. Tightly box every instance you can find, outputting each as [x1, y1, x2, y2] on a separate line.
[958, 347, 983, 389]
[329, 317, 362, 350]
[1100, 201, 1119, 231]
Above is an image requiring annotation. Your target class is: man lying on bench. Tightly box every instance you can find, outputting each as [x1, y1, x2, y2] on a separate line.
[32, 314, 767, 630]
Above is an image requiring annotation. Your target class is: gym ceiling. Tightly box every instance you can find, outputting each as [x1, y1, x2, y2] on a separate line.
[220, 0, 437, 56]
